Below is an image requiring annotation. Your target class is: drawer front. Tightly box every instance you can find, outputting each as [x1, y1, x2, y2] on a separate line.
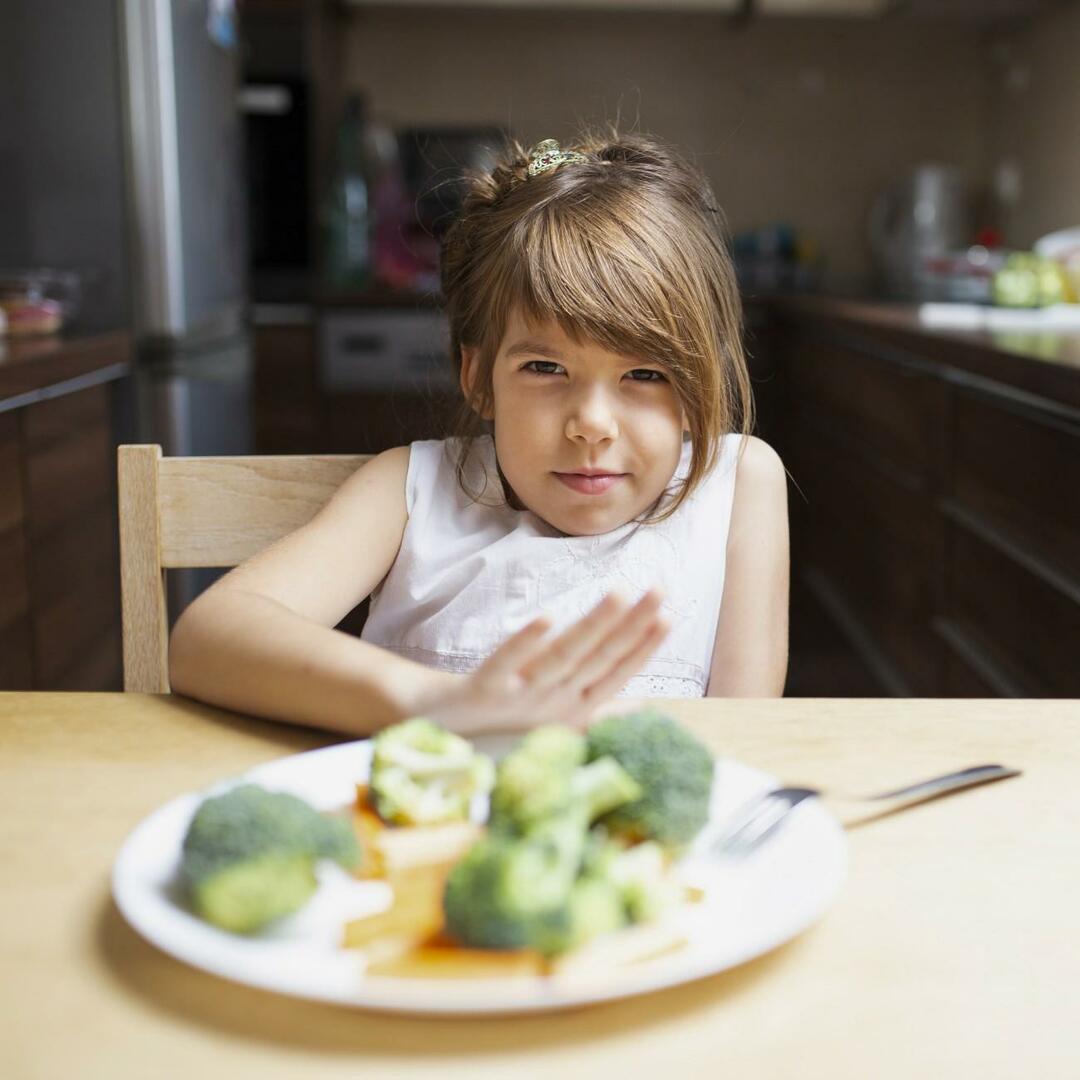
[789, 417, 939, 694]
[0, 411, 23, 534]
[32, 571, 120, 688]
[786, 334, 938, 480]
[50, 623, 121, 691]
[0, 524, 29, 634]
[254, 324, 318, 400]
[327, 391, 461, 454]
[22, 383, 109, 449]
[0, 615, 34, 689]
[943, 651, 1001, 697]
[23, 405, 112, 538]
[951, 388, 1080, 580]
[949, 525, 1080, 696]
[27, 502, 117, 610]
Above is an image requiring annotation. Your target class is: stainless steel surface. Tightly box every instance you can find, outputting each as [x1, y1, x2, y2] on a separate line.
[713, 764, 1022, 857]
[868, 164, 972, 299]
[120, 0, 247, 340]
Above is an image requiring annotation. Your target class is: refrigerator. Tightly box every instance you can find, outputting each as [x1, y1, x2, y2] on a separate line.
[124, 0, 252, 612]
[1, 0, 253, 615]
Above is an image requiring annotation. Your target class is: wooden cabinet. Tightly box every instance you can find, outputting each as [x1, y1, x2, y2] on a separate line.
[253, 321, 326, 453]
[253, 315, 462, 454]
[769, 302, 1080, 697]
[0, 335, 129, 690]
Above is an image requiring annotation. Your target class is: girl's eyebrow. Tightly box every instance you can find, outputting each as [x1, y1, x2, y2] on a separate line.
[504, 339, 563, 360]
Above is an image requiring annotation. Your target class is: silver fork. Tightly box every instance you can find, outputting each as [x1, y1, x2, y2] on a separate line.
[712, 763, 1022, 857]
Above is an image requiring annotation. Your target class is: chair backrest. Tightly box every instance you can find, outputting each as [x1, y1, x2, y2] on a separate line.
[117, 445, 370, 693]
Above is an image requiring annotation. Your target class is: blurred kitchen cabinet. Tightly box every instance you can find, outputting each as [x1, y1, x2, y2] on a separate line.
[325, 391, 461, 454]
[253, 313, 328, 452]
[253, 309, 463, 454]
[0, 359, 128, 690]
[771, 304, 1080, 698]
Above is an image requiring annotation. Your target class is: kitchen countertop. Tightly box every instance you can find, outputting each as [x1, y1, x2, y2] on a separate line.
[2, 691, 1077, 1079]
[0, 328, 132, 413]
[753, 292, 1080, 412]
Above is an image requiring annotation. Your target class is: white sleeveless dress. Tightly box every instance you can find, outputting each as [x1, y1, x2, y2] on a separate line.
[361, 433, 742, 697]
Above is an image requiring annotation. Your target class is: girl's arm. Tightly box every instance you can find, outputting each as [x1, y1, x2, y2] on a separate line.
[170, 445, 669, 735]
[707, 436, 790, 697]
[168, 447, 454, 735]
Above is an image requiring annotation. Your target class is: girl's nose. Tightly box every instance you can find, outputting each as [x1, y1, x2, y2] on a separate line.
[565, 385, 619, 443]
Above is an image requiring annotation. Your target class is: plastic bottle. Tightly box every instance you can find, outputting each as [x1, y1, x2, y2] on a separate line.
[322, 95, 374, 290]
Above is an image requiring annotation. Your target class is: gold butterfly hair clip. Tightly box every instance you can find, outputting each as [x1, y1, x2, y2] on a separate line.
[526, 138, 589, 178]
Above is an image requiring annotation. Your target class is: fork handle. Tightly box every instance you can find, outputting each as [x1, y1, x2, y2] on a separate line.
[850, 763, 1022, 814]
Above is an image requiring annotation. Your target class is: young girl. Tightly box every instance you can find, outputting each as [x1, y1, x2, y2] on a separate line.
[169, 129, 790, 736]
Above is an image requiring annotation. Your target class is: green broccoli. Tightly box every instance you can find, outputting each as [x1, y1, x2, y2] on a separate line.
[369, 718, 495, 826]
[531, 876, 628, 956]
[486, 725, 585, 831]
[444, 721, 692, 956]
[442, 815, 586, 950]
[488, 725, 640, 835]
[607, 840, 680, 923]
[586, 709, 715, 848]
[180, 783, 360, 934]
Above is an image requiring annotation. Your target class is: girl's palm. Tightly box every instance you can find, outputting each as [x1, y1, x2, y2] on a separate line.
[425, 590, 668, 733]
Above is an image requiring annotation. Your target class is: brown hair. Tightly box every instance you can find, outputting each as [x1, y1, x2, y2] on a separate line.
[438, 124, 753, 523]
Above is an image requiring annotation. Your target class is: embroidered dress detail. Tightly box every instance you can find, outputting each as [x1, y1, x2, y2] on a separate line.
[361, 434, 741, 698]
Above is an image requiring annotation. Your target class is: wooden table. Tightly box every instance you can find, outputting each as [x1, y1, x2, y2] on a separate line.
[2, 693, 1077, 1079]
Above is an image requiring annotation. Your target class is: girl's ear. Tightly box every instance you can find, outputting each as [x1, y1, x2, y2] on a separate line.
[460, 345, 494, 419]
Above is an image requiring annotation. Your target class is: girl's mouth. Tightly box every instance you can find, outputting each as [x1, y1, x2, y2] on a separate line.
[553, 472, 625, 495]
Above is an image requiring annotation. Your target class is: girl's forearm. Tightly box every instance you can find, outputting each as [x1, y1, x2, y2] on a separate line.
[168, 587, 459, 736]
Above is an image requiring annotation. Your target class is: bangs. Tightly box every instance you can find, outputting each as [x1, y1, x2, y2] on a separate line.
[481, 190, 706, 376]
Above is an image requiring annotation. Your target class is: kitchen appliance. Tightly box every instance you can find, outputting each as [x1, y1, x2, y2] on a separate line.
[1, 0, 253, 615]
[868, 164, 973, 299]
[240, 78, 311, 301]
[120, 0, 252, 612]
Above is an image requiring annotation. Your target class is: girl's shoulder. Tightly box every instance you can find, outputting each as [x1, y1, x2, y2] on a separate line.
[726, 434, 788, 543]
[730, 434, 786, 493]
[678, 433, 783, 522]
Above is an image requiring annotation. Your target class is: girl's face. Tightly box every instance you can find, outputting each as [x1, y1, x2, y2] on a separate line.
[461, 307, 687, 536]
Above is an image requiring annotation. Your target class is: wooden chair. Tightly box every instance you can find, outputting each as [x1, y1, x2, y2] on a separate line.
[117, 445, 370, 693]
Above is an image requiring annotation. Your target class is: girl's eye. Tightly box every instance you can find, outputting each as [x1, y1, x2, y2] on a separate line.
[626, 368, 666, 382]
[523, 360, 564, 376]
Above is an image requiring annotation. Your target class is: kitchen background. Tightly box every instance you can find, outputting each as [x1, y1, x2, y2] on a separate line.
[1, 0, 1077, 697]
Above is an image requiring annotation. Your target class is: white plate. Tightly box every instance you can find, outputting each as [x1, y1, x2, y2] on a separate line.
[112, 738, 847, 1015]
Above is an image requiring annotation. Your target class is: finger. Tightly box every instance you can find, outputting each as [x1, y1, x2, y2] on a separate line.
[521, 588, 660, 690]
[478, 614, 553, 682]
[518, 591, 636, 691]
[558, 592, 665, 693]
[580, 618, 671, 706]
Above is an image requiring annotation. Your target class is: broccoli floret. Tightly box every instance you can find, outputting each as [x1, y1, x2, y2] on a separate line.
[586, 710, 715, 848]
[180, 783, 360, 933]
[369, 718, 495, 826]
[608, 841, 680, 923]
[577, 834, 679, 924]
[487, 725, 585, 831]
[572, 757, 643, 822]
[443, 723, 666, 955]
[443, 801, 653, 955]
[531, 876, 628, 956]
[442, 819, 585, 949]
[488, 725, 639, 835]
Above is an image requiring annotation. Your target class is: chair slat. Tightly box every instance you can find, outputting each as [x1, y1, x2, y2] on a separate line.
[158, 455, 366, 568]
[118, 445, 169, 692]
[118, 448, 370, 692]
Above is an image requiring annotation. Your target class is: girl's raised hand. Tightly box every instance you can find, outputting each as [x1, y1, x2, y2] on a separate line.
[420, 590, 669, 734]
